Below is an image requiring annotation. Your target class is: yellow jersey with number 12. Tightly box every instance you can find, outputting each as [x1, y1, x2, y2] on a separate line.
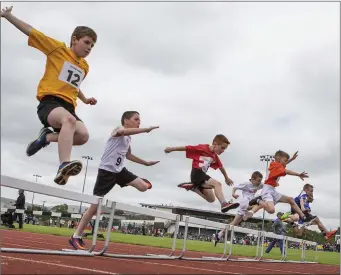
[28, 28, 89, 108]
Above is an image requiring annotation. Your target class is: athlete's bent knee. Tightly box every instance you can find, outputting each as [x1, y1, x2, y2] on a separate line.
[139, 184, 148, 192]
[62, 115, 77, 127]
[267, 208, 275, 214]
[76, 131, 89, 145]
[287, 197, 295, 205]
[206, 197, 215, 203]
[212, 181, 222, 188]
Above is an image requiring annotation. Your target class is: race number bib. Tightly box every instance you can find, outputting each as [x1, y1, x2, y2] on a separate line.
[199, 156, 213, 173]
[58, 61, 85, 89]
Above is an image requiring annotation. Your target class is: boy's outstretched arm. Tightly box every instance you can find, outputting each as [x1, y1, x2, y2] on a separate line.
[219, 167, 233, 186]
[126, 147, 159, 166]
[1, 6, 33, 36]
[164, 146, 186, 153]
[232, 187, 239, 199]
[112, 126, 159, 137]
[285, 169, 308, 180]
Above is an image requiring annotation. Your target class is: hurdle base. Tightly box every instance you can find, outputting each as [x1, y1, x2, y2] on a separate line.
[179, 255, 226, 261]
[103, 252, 178, 260]
[201, 256, 228, 261]
[228, 257, 260, 262]
[1, 247, 94, 256]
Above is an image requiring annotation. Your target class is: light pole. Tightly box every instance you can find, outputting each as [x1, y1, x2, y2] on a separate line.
[32, 174, 42, 210]
[260, 155, 275, 232]
[42, 201, 46, 211]
[79, 156, 93, 214]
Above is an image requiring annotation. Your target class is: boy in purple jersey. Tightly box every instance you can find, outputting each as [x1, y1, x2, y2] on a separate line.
[281, 184, 338, 240]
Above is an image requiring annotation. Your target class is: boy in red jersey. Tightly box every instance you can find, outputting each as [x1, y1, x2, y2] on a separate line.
[165, 134, 237, 213]
[244, 150, 317, 225]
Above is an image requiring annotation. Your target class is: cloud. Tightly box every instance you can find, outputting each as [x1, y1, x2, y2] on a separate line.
[1, 2, 339, 230]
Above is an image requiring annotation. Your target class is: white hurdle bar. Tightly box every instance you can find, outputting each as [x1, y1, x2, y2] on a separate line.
[1, 175, 103, 257]
[93, 200, 182, 260]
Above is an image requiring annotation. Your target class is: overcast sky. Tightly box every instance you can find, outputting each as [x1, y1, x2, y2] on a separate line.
[1, 2, 339, 230]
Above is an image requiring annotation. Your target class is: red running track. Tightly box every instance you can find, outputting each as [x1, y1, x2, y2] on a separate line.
[0, 230, 339, 274]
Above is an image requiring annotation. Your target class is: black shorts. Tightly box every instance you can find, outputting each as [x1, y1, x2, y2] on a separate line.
[93, 168, 138, 197]
[37, 95, 82, 132]
[190, 168, 211, 187]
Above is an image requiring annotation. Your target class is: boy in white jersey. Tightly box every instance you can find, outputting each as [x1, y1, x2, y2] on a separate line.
[69, 111, 159, 250]
[214, 171, 263, 246]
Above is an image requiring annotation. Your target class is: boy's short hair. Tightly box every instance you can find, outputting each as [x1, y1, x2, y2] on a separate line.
[213, 134, 230, 145]
[121, 111, 139, 125]
[70, 26, 97, 47]
[303, 183, 314, 190]
[274, 150, 290, 159]
[251, 171, 263, 179]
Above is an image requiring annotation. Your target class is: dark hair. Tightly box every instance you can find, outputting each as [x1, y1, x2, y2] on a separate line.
[121, 111, 139, 125]
[213, 134, 230, 145]
[70, 26, 97, 47]
[251, 171, 263, 179]
[303, 183, 314, 190]
[275, 150, 290, 159]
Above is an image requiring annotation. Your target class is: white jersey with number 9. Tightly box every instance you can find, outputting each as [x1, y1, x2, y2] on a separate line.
[99, 127, 131, 173]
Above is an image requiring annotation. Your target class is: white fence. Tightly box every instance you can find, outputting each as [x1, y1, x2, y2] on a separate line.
[1, 175, 318, 262]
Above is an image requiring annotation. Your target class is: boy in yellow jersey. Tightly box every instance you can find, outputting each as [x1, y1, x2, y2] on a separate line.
[1, 6, 97, 185]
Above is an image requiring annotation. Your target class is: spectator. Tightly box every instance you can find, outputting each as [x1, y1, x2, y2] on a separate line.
[265, 212, 286, 255]
[13, 189, 25, 229]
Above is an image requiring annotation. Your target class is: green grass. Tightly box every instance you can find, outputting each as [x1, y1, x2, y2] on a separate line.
[1, 224, 340, 265]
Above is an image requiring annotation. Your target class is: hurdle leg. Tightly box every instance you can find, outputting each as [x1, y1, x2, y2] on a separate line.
[222, 225, 229, 260]
[254, 231, 261, 260]
[314, 243, 318, 263]
[88, 198, 103, 252]
[145, 215, 181, 259]
[201, 224, 230, 261]
[169, 215, 180, 257]
[178, 216, 189, 259]
[94, 201, 116, 256]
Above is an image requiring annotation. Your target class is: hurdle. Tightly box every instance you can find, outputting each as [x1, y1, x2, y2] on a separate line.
[258, 231, 286, 262]
[1, 175, 319, 263]
[91, 199, 183, 260]
[1, 175, 103, 257]
[225, 225, 263, 262]
[281, 236, 318, 263]
[179, 216, 230, 261]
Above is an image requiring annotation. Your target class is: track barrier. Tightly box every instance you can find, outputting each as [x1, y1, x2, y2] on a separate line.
[1, 175, 318, 263]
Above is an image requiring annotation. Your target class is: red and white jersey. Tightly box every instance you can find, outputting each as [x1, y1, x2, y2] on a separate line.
[185, 144, 222, 173]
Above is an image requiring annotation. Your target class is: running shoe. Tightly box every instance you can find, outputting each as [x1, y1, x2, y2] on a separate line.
[54, 160, 83, 185]
[69, 236, 86, 250]
[26, 127, 53, 156]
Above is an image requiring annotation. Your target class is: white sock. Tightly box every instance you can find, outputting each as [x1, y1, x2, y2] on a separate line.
[73, 233, 82, 238]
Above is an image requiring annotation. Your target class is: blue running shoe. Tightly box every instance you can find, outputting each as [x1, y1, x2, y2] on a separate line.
[69, 235, 86, 250]
[54, 160, 83, 185]
[26, 128, 53, 156]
